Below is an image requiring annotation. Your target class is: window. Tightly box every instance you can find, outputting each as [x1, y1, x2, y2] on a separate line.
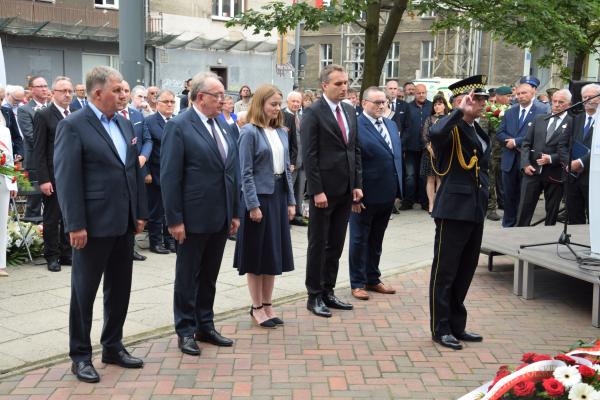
[94, 0, 118, 9]
[82, 53, 119, 82]
[421, 10, 436, 18]
[319, 44, 333, 71]
[420, 41, 434, 78]
[212, 0, 245, 19]
[350, 42, 364, 82]
[384, 42, 400, 80]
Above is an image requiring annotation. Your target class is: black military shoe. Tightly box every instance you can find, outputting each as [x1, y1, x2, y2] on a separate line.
[323, 293, 353, 310]
[455, 331, 483, 342]
[306, 296, 332, 318]
[71, 360, 100, 383]
[432, 334, 463, 350]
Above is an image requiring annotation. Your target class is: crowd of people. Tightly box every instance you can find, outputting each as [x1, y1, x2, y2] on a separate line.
[0, 62, 597, 380]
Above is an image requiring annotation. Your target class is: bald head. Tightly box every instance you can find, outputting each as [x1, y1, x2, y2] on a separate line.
[415, 84, 427, 105]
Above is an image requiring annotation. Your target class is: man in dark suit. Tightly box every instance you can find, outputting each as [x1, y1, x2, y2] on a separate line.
[567, 84, 599, 224]
[1, 100, 24, 161]
[349, 87, 402, 301]
[301, 64, 363, 318]
[284, 90, 306, 226]
[496, 77, 548, 227]
[384, 79, 409, 132]
[120, 81, 153, 261]
[517, 89, 572, 226]
[161, 72, 240, 356]
[429, 75, 490, 350]
[54, 66, 148, 383]
[145, 89, 176, 254]
[69, 84, 88, 111]
[18, 75, 49, 218]
[33, 76, 73, 272]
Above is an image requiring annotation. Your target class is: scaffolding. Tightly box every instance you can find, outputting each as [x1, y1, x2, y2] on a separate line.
[433, 21, 482, 79]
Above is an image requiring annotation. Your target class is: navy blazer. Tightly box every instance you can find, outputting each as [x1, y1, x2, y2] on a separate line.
[357, 114, 403, 204]
[161, 108, 239, 234]
[571, 112, 594, 184]
[496, 101, 548, 172]
[238, 124, 295, 210]
[1, 105, 24, 158]
[145, 111, 169, 186]
[53, 105, 148, 237]
[70, 98, 86, 111]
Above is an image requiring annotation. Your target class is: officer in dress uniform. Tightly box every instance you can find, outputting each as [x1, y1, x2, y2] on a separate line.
[428, 75, 491, 350]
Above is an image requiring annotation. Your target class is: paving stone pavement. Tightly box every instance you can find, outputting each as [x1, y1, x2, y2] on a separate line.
[1, 251, 598, 400]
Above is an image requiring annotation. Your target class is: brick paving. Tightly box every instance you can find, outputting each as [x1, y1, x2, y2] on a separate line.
[1, 256, 598, 400]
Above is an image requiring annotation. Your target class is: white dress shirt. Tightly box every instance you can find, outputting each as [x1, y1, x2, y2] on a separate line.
[193, 105, 229, 157]
[264, 127, 285, 174]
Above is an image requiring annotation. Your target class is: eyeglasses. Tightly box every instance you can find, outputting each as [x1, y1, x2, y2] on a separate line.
[53, 89, 74, 95]
[201, 91, 225, 100]
[364, 99, 386, 106]
[158, 100, 176, 104]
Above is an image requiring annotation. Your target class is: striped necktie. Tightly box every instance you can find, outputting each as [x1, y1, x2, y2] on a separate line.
[375, 119, 393, 151]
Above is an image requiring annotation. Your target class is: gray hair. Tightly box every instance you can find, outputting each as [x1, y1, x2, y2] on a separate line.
[319, 64, 345, 84]
[362, 86, 384, 100]
[189, 71, 220, 103]
[131, 85, 147, 97]
[157, 89, 175, 99]
[85, 66, 123, 97]
[581, 83, 600, 97]
[6, 85, 25, 96]
[52, 76, 72, 89]
[287, 91, 302, 101]
[553, 88, 572, 102]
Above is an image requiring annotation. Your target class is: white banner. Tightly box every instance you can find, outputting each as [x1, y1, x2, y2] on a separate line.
[0, 37, 6, 87]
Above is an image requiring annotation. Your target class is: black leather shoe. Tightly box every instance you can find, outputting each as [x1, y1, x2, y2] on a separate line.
[455, 331, 483, 342]
[59, 257, 72, 266]
[149, 245, 170, 254]
[433, 334, 463, 350]
[167, 242, 176, 253]
[102, 349, 144, 368]
[47, 259, 61, 272]
[290, 218, 308, 227]
[71, 361, 100, 383]
[133, 251, 146, 261]
[306, 296, 332, 318]
[323, 293, 353, 310]
[194, 329, 234, 347]
[178, 336, 201, 356]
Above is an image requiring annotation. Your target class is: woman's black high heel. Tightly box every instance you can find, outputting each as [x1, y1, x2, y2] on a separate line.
[263, 303, 284, 325]
[250, 305, 276, 328]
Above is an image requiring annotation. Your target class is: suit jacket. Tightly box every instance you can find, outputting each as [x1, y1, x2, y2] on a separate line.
[127, 107, 152, 176]
[389, 98, 408, 133]
[430, 109, 491, 223]
[17, 99, 45, 169]
[53, 105, 148, 237]
[404, 100, 433, 152]
[520, 113, 571, 182]
[283, 109, 299, 167]
[238, 124, 295, 210]
[496, 101, 548, 172]
[357, 114, 403, 204]
[300, 98, 362, 197]
[161, 108, 239, 234]
[70, 98, 86, 111]
[33, 103, 64, 184]
[571, 112, 594, 184]
[145, 111, 169, 186]
[1, 105, 24, 158]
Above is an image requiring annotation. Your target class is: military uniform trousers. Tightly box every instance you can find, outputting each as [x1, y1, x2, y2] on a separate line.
[429, 218, 484, 337]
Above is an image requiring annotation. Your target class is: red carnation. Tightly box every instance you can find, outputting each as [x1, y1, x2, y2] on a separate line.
[0, 153, 6, 165]
[579, 364, 596, 378]
[512, 380, 536, 397]
[486, 106, 492, 112]
[23, 171, 29, 178]
[521, 353, 537, 363]
[555, 354, 577, 365]
[493, 108, 501, 117]
[532, 354, 552, 362]
[488, 368, 511, 390]
[14, 163, 20, 171]
[11, 176, 16, 183]
[542, 378, 565, 397]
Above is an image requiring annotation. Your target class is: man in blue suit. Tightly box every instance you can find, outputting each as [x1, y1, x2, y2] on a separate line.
[145, 89, 176, 254]
[120, 81, 152, 260]
[349, 87, 403, 301]
[69, 84, 88, 112]
[496, 77, 548, 227]
[161, 72, 240, 356]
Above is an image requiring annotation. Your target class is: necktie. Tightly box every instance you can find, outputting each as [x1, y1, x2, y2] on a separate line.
[518, 108, 527, 127]
[546, 117, 558, 142]
[63, 109, 69, 118]
[294, 113, 300, 130]
[121, 110, 128, 119]
[335, 106, 348, 144]
[583, 116, 594, 140]
[375, 119, 392, 151]
[208, 118, 227, 162]
[391, 101, 395, 112]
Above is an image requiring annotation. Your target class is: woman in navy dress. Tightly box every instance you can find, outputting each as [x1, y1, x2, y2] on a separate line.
[234, 84, 296, 328]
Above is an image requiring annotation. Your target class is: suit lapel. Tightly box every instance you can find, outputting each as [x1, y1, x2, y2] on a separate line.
[85, 107, 124, 164]
[49, 103, 63, 121]
[156, 112, 165, 129]
[189, 109, 224, 165]
[114, 116, 134, 165]
[319, 99, 346, 146]
[362, 116, 392, 155]
[215, 118, 234, 166]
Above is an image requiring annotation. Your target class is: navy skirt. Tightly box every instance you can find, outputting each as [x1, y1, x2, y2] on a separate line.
[234, 176, 294, 276]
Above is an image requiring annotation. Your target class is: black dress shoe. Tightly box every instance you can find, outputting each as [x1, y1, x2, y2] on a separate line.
[432, 334, 463, 350]
[47, 259, 61, 272]
[149, 245, 170, 254]
[71, 361, 100, 383]
[290, 218, 308, 227]
[194, 329, 234, 347]
[306, 296, 332, 318]
[59, 257, 72, 266]
[167, 242, 177, 253]
[178, 336, 201, 356]
[133, 250, 146, 261]
[102, 349, 144, 368]
[323, 293, 353, 310]
[455, 331, 483, 342]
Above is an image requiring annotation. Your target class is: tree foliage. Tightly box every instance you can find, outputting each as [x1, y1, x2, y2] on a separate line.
[226, 0, 409, 94]
[415, 0, 600, 80]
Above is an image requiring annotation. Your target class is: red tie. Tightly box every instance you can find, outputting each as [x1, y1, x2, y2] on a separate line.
[335, 106, 348, 144]
[63, 109, 69, 118]
[122, 110, 128, 119]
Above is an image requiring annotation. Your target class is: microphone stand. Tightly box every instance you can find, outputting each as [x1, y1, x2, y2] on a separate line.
[519, 92, 600, 262]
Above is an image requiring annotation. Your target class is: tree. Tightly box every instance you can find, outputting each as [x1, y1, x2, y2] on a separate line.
[226, 0, 409, 94]
[415, 0, 600, 81]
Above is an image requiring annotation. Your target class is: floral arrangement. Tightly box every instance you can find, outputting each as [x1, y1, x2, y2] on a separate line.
[460, 340, 600, 400]
[482, 102, 509, 131]
[6, 218, 44, 265]
[0, 156, 31, 190]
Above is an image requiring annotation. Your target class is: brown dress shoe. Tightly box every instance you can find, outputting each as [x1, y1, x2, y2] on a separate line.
[351, 288, 369, 300]
[366, 282, 396, 294]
